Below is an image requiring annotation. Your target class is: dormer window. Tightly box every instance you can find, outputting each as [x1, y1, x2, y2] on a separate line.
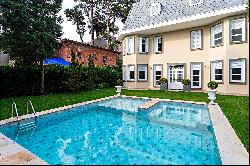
[151, 2, 161, 16]
[189, 0, 203, 6]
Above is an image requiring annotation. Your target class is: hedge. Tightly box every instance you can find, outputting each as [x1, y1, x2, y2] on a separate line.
[0, 65, 122, 98]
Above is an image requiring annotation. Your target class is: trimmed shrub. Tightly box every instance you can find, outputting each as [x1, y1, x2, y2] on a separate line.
[0, 64, 121, 98]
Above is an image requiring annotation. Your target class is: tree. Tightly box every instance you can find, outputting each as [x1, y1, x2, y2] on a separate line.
[65, 0, 138, 49]
[65, 5, 86, 42]
[0, 0, 63, 94]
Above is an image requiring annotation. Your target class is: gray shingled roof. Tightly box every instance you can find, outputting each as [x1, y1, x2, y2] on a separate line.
[123, 0, 247, 31]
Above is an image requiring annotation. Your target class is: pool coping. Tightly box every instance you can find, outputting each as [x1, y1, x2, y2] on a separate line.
[0, 95, 249, 165]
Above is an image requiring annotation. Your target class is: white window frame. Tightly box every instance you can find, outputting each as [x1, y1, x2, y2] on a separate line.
[230, 17, 246, 43]
[211, 61, 223, 83]
[138, 37, 148, 54]
[189, 0, 203, 6]
[137, 64, 148, 81]
[211, 23, 223, 47]
[154, 36, 162, 53]
[190, 63, 202, 89]
[150, 2, 161, 16]
[127, 65, 135, 81]
[126, 37, 134, 55]
[229, 59, 246, 83]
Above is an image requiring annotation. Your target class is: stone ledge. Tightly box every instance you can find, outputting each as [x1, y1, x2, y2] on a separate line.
[138, 99, 160, 110]
[0, 134, 48, 165]
[208, 104, 249, 165]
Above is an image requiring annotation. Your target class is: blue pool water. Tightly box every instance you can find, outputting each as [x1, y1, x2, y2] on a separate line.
[0, 97, 221, 165]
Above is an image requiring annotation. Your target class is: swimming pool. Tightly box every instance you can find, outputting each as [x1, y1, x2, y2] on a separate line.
[0, 97, 221, 165]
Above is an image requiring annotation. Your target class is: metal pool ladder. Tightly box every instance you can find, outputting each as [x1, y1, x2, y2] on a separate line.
[11, 100, 37, 131]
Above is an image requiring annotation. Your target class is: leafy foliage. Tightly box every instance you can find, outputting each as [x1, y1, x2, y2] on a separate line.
[207, 81, 218, 90]
[64, 0, 138, 48]
[159, 78, 168, 84]
[65, 5, 86, 42]
[0, 65, 121, 98]
[0, 0, 63, 64]
[181, 79, 191, 85]
[0, 0, 63, 94]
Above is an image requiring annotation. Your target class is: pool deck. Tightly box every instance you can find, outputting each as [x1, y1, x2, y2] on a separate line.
[0, 95, 249, 165]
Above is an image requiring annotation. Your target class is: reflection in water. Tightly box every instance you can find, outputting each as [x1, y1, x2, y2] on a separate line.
[0, 101, 221, 165]
[57, 138, 75, 164]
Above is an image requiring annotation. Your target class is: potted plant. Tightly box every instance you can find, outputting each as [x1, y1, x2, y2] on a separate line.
[207, 81, 218, 104]
[159, 78, 168, 90]
[181, 79, 191, 92]
[115, 79, 123, 96]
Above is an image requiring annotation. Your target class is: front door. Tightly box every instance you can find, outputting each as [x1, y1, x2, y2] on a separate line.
[191, 63, 202, 89]
[154, 65, 163, 87]
[168, 65, 184, 90]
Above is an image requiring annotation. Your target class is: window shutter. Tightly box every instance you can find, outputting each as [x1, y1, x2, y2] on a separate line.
[131, 37, 134, 54]
[154, 37, 157, 53]
[126, 38, 129, 54]
[123, 66, 126, 80]
[138, 37, 142, 53]
[145, 38, 149, 53]
[157, 3, 161, 15]
[123, 40, 126, 55]
[197, 30, 202, 48]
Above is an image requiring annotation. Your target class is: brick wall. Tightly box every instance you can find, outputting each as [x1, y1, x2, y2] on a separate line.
[57, 42, 118, 66]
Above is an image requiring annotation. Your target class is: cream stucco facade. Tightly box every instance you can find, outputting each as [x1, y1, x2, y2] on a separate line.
[121, 15, 249, 95]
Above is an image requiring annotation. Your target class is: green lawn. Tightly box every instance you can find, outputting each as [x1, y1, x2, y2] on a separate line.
[0, 88, 248, 152]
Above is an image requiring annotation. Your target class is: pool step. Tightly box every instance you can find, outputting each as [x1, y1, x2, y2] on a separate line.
[138, 99, 160, 111]
[19, 121, 36, 131]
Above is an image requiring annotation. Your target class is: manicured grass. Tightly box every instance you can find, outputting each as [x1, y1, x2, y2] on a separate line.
[0, 88, 116, 121]
[121, 89, 249, 152]
[0, 88, 248, 152]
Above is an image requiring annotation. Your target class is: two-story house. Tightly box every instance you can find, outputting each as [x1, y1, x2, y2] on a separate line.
[119, 0, 249, 95]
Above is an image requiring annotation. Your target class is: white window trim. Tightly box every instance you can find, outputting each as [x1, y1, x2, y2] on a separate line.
[229, 17, 246, 43]
[150, 2, 161, 16]
[138, 37, 148, 54]
[211, 23, 223, 47]
[229, 59, 246, 83]
[127, 65, 135, 81]
[211, 61, 223, 83]
[190, 30, 202, 50]
[137, 64, 148, 81]
[189, 0, 203, 6]
[154, 36, 162, 53]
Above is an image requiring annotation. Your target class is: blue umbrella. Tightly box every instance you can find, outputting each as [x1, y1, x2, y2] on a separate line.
[44, 57, 71, 66]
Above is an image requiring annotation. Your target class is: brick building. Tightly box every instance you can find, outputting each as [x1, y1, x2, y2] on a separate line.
[57, 39, 120, 66]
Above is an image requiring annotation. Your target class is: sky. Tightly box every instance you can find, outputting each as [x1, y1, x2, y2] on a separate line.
[60, 0, 124, 43]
